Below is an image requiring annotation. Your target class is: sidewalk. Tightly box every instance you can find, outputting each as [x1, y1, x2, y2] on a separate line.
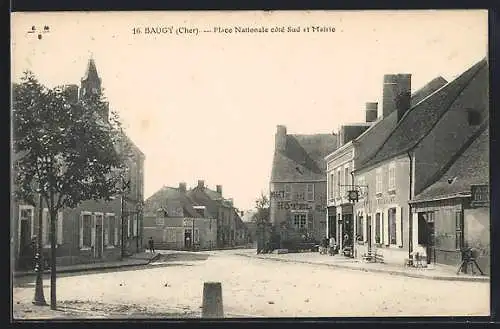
[234, 249, 489, 283]
[13, 252, 161, 278]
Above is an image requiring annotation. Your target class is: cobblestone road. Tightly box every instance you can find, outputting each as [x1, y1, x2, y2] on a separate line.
[12, 250, 489, 319]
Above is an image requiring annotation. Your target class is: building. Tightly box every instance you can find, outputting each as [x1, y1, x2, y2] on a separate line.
[269, 126, 337, 245]
[352, 58, 488, 266]
[143, 183, 216, 250]
[187, 181, 242, 248]
[409, 124, 489, 273]
[12, 58, 145, 270]
[325, 76, 448, 254]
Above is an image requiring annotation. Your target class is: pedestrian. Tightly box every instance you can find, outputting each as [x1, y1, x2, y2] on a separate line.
[329, 236, 336, 256]
[148, 237, 155, 253]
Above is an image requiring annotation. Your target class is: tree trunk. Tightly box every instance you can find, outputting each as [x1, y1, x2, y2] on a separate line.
[50, 209, 57, 310]
[33, 195, 47, 306]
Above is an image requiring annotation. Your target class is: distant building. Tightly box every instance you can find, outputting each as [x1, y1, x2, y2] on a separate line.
[269, 126, 337, 244]
[187, 181, 246, 248]
[12, 57, 145, 270]
[143, 183, 216, 250]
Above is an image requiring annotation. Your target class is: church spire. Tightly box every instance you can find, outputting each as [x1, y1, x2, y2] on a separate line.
[80, 56, 102, 99]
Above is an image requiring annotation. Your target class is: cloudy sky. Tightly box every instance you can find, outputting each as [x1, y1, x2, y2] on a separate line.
[11, 10, 488, 210]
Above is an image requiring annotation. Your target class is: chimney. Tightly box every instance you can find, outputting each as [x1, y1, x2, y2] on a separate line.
[365, 102, 378, 123]
[216, 185, 222, 195]
[197, 180, 205, 189]
[382, 74, 412, 121]
[179, 182, 186, 193]
[275, 125, 287, 153]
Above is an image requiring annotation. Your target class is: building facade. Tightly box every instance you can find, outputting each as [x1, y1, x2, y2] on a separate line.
[353, 58, 488, 266]
[270, 125, 337, 245]
[410, 125, 489, 273]
[12, 58, 145, 270]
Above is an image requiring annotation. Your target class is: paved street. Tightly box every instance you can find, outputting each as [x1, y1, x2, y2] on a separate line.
[13, 250, 489, 319]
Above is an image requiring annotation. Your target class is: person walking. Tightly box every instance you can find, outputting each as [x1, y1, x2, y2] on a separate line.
[148, 237, 155, 254]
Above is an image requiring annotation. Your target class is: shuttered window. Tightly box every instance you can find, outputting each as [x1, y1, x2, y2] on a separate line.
[81, 213, 92, 248]
[388, 208, 397, 245]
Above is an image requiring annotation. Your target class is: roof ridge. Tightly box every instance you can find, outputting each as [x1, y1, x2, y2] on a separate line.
[356, 59, 486, 171]
[415, 120, 488, 196]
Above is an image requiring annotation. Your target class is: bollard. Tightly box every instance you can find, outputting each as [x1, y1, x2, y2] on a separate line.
[202, 282, 224, 318]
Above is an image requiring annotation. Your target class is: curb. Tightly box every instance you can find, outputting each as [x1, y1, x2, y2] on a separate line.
[13, 260, 152, 278]
[234, 253, 490, 283]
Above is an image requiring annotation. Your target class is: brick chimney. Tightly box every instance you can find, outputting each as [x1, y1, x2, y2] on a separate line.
[275, 125, 287, 153]
[179, 182, 186, 193]
[216, 185, 222, 195]
[382, 74, 412, 121]
[365, 102, 378, 123]
[197, 180, 205, 189]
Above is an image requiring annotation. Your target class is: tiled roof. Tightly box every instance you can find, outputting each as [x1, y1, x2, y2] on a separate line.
[413, 123, 489, 202]
[271, 133, 337, 182]
[354, 76, 448, 167]
[144, 186, 201, 218]
[358, 59, 487, 171]
[186, 187, 222, 218]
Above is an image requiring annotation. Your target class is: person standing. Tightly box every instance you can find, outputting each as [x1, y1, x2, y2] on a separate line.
[329, 236, 336, 256]
[148, 237, 155, 253]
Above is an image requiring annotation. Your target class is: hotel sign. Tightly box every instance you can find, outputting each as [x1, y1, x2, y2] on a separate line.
[471, 185, 489, 206]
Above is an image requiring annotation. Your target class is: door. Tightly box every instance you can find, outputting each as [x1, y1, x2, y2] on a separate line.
[95, 216, 103, 258]
[19, 219, 33, 269]
[184, 229, 192, 249]
[426, 221, 435, 264]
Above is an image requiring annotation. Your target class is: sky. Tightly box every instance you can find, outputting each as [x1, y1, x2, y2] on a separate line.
[11, 10, 488, 210]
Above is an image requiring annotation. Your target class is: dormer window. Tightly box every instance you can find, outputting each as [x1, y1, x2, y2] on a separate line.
[467, 110, 481, 126]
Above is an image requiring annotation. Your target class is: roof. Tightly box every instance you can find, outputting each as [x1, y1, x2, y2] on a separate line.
[271, 133, 337, 182]
[82, 58, 100, 82]
[357, 58, 487, 171]
[144, 186, 202, 218]
[353, 76, 448, 167]
[187, 187, 223, 218]
[412, 123, 488, 202]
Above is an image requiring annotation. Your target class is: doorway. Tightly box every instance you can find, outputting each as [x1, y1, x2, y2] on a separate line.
[184, 229, 192, 249]
[18, 208, 34, 270]
[95, 216, 103, 258]
[342, 214, 353, 250]
[418, 212, 436, 264]
[366, 215, 372, 250]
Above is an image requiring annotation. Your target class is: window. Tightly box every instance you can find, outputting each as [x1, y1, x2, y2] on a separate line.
[284, 184, 292, 201]
[344, 167, 350, 195]
[166, 228, 176, 242]
[336, 170, 341, 197]
[306, 184, 314, 201]
[455, 211, 464, 250]
[375, 213, 381, 244]
[103, 215, 109, 246]
[194, 228, 200, 243]
[376, 168, 383, 194]
[388, 208, 397, 245]
[108, 214, 116, 246]
[293, 213, 307, 230]
[81, 213, 92, 248]
[133, 217, 138, 237]
[467, 109, 481, 126]
[356, 213, 364, 241]
[357, 176, 366, 199]
[329, 173, 334, 199]
[128, 217, 132, 237]
[388, 163, 396, 191]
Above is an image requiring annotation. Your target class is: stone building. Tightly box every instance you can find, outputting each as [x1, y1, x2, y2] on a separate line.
[409, 125, 489, 273]
[352, 58, 488, 266]
[12, 58, 145, 270]
[325, 75, 447, 254]
[269, 125, 337, 245]
[143, 184, 216, 250]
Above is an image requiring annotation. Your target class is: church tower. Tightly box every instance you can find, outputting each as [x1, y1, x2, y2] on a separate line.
[80, 56, 109, 121]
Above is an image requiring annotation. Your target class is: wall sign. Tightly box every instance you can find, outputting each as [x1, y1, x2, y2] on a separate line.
[471, 185, 489, 206]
